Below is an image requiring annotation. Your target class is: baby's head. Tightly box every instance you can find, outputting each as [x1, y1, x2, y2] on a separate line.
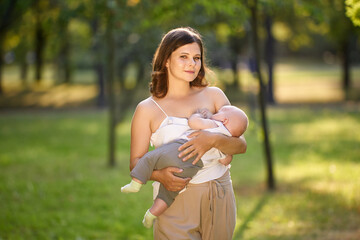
[211, 105, 248, 137]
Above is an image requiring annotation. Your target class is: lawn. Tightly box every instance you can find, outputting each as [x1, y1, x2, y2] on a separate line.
[1, 104, 359, 239]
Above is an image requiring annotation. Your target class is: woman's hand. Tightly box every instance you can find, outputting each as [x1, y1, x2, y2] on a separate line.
[178, 131, 215, 165]
[152, 167, 191, 192]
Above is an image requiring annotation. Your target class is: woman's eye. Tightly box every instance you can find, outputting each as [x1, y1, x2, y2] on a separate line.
[194, 57, 201, 61]
[180, 55, 187, 59]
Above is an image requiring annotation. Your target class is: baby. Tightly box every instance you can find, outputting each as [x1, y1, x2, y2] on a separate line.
[121, 105, 248, 228]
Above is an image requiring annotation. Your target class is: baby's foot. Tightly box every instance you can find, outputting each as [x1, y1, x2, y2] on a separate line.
[142, 209, 157, 228]
[121, 180, 142, 193]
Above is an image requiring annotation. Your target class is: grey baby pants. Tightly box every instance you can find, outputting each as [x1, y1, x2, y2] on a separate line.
[130, 139, 204, 207]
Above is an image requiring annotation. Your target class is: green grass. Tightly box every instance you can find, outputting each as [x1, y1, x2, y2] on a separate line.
[1, 106, 360, 239]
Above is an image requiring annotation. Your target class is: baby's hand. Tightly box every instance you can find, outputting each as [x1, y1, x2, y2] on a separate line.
[219, 155, 233, 166]
[197, 108, 212, 119]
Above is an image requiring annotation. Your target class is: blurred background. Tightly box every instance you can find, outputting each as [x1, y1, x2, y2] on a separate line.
[0, 0, 360, 239]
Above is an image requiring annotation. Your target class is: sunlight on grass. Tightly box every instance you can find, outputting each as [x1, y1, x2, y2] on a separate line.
[292, 117, 360, 141]
[37, 84, 97, 107]
[275, 82, 344, 103]
[278, 161, 360, 208]
[0, 84, 97, 108]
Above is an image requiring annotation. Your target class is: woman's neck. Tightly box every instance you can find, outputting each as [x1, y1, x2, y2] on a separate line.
[167, 80, 192, 98]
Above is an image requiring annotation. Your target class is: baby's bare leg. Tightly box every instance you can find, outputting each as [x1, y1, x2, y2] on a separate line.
[143, 198, 167, 228]
[150, 198, 168, 216]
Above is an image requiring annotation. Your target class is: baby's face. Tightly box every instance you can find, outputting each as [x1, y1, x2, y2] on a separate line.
[211, 106, 247, 137]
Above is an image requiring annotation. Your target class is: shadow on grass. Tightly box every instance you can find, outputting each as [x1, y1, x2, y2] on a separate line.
[234, 193, 271, 239]
[232, 179, 360, 240]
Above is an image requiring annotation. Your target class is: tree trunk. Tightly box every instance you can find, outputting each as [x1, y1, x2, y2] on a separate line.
[96, 62, 106, 107]
[91, 18, 106, 108]
[340, 39, 350, 100]
[230, 57, 240, 90]
[0, 38, 4, 94]
[264, 15, 275, 104]
[20, 56, 28, 86]
[105, 8, 116, 167]
[228, 35, 244, 91]
[250, 0, 275, 191]
[117, 62, 145, 123]
[35, 15, 45, 83]
[59, 25, 71, 84]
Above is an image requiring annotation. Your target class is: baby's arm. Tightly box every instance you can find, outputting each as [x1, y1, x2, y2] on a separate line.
[197, 108, 213, 119]
[188, 113, 218, 130]
[219, 155, 233, 166]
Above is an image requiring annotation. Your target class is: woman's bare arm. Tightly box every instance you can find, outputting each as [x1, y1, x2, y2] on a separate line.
[130, 99, 189, 191]
[130, 101, 153, 170]
[178, 131, 246, 164]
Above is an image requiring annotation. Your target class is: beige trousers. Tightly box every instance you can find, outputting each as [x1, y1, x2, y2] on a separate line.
[153, 170, 236, 240]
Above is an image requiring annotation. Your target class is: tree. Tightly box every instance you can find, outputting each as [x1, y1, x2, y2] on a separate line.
[105, 0, 117, 167]
[0, 0, 35, 93]
[264, 14, 276, 104]
[345, 0, 360, 26]
[53, 0, 74, 84]
[248, 0, 275, 190]
[309, 0, 358, 99]
[33, 0, 47, 83]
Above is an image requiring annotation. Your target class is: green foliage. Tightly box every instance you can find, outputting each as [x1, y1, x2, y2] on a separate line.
[346, 0, 360, 26]
[2, 0, 359, 87]
[0, 106, 359, 239]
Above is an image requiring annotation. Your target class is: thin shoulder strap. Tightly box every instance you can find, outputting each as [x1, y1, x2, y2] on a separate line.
[150, 98, 168, 117]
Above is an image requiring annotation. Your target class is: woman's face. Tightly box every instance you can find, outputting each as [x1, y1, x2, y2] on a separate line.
[166, 42, 202, 84]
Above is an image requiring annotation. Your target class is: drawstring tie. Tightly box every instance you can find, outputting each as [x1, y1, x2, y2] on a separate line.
[209, 179, 227, 226]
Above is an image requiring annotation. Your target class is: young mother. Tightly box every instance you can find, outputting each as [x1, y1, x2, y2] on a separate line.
[130, 27, 247, 239]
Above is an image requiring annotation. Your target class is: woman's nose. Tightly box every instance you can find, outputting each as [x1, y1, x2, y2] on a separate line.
[188, 58, 196, 66]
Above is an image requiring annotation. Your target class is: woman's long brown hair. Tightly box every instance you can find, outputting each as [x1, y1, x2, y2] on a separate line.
[150, 27, 209, 98]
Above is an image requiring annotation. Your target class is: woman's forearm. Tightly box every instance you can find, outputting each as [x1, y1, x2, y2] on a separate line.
[212, 134, 247, 155]
[178, 131, 247, 163]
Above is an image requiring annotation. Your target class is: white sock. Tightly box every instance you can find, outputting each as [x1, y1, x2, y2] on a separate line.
[142, 209, 157, 228]
[121, 180, 142, 193]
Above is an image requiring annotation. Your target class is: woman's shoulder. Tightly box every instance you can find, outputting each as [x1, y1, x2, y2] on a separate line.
[203, 86, 229, 101]
[135, 97, 157, 116]
[193, 85, 224, 96]
[137, 97, 153, 108]
[197, 86, 230, 110]
[203, 86, 225, 95]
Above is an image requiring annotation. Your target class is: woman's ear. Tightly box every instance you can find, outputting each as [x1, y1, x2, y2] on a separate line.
[165, 59, 169, 68]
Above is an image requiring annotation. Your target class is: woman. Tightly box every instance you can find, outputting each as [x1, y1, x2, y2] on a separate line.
[130, 27, 247, 239]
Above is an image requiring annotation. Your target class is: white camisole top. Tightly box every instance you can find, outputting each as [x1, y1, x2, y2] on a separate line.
[149, 98, 229, 185]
